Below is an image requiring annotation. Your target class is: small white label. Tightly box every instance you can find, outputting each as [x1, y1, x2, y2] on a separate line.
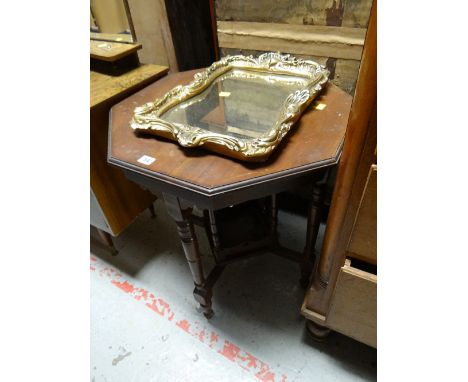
[219, 91, 231, 97]
[137, 155, 156, 165]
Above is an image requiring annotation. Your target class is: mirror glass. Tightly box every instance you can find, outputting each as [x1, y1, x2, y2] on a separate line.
[90, 0, 136, 43]
[160, 69, 309, 140]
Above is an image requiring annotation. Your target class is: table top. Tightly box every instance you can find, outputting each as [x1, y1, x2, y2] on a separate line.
[109, 69, 352, 201]
[91, 64, 169, 110]
[90, 40, 142, 62]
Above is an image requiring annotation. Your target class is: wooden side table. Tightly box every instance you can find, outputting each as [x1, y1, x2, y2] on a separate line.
[91, 63, 168, 252]
[108, 70, 352, 317]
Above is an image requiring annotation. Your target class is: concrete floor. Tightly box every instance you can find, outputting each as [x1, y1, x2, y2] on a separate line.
[91, 200, 376, 382]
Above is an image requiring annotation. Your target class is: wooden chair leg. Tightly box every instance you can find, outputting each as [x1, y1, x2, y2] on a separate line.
[96, 228, 118, 255]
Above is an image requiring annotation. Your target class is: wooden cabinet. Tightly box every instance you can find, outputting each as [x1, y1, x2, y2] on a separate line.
[90, 62, 168, 244]
[301, 1, 377, 348]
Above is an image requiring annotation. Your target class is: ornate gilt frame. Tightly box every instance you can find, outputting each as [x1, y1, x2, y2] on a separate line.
[131, 52, 329, 162]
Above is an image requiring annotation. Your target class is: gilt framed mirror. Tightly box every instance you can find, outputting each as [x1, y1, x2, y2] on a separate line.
[131, 53, 329, 162]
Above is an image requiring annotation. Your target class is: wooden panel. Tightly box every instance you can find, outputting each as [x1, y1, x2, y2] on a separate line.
[90, 64, 168, 109]
[215, 1, 373, 96]
[333, 58, 362, 94]
[91, 104, 156, 236]
[91, 0, 129, 34]
[90, 40, 142, 62]
[109, 69, 352, 190]
[215, 0, 373, 28]
[348, 165, 377, 264]
[327, 259, 376, 347]
[128, 0, 178, 71]
[342, 0, 374, 28]
[217, 21, 365, 60]
[90, 188, 111, 233]
[164, 0, 217, 71]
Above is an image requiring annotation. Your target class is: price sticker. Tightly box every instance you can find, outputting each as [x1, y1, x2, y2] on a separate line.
[137, 155, 156, 165]
[314, 103, 327, 110]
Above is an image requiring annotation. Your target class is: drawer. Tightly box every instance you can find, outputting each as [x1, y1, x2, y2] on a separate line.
[326, 258, 377, 348]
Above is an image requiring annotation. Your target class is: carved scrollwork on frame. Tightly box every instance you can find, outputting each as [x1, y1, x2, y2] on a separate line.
[131, 52, 329, 162]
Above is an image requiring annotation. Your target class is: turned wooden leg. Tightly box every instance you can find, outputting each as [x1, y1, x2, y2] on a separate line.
[163, 193, 214, 318]
[301, 185, 324, 287]
[149, 203, 156, 219]
[96, 228, 118, 255]
[207, 209, 221, 253]
[306, 320, 331, 342]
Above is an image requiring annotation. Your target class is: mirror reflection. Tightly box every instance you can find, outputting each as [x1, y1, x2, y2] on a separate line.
[90, 0, 135, 43]
[160, 69, 309, 140]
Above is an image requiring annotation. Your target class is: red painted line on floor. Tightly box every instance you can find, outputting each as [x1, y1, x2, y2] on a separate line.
[91, 257, 289, 381]
[218, 340, 240, 362]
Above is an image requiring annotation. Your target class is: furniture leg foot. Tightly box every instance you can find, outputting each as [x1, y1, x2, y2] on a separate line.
[203, 308, 214, 319]
[193, 284, 214, 318]
[306, 320, 331, 342]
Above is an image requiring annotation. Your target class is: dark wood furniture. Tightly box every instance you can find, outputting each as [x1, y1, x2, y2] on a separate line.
[164, 0, 218, 70]
[108, 69, 352, 317]
[301, 1, 377, 348]
[90, 62, 169, 252]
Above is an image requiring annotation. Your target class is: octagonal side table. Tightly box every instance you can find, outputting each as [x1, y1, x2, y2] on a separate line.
[108, 69, 352, 318]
